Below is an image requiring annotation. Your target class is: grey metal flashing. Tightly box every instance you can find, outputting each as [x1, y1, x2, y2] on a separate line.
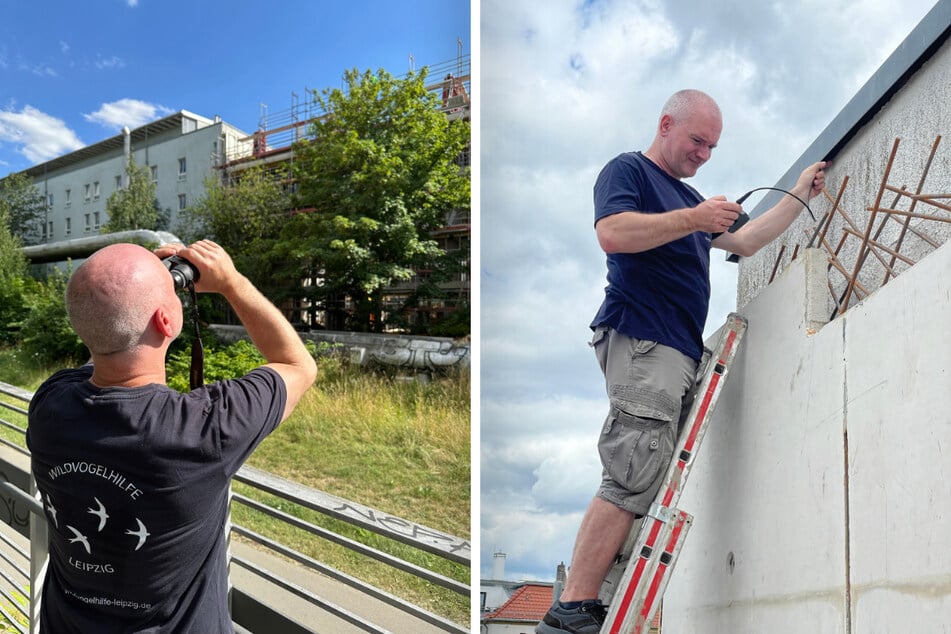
[750, 0, 951, 219]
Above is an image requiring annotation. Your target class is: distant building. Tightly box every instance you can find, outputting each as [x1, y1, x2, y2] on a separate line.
[15, 111, 251, 243]
[482, 583, 554, 634]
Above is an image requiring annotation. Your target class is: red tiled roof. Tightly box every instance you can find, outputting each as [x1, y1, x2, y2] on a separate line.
[484, 584, 553, 622]
[484, 585, 663, 630]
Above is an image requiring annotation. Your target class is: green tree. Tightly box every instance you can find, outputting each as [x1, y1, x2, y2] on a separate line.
[0, 171, 46, 245]
[102, 157, 166, 233]
[0, 204, 30, 344]
[180, 168, 290, 291]
[280, 67, 470, 332]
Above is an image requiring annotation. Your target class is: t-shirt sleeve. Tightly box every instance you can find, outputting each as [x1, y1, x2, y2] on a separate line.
[593, 156, 643, 225]
[209, 367, 288, 474]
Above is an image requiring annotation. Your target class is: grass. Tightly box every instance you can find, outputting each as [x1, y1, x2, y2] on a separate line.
[0, 348, 471, 626]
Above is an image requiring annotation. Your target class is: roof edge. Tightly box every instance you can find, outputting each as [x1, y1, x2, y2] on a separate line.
[752, 0, 951, 216]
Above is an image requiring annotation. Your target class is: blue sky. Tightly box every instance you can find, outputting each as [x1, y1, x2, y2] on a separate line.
[0, 0, 470, 176]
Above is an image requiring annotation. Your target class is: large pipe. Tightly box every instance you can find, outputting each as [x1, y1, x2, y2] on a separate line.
[21, 230, 183, 264]
[122, 126, 131, 188]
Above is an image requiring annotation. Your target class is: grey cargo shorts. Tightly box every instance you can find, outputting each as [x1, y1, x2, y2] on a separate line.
[591, 327, 699, 516]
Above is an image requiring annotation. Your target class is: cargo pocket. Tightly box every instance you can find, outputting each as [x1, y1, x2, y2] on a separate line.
[598, 405, 676, 495]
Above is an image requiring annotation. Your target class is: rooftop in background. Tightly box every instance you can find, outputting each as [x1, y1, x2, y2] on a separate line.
[482, 583, 553, 623]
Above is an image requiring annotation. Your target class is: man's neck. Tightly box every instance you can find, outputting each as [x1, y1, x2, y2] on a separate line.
[641, 148, 677, 179]
[89, 352, 167, 388]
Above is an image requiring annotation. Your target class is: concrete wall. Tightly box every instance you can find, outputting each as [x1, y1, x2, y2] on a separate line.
[737, 33, 951, 314]
[664, 239, 951, 632]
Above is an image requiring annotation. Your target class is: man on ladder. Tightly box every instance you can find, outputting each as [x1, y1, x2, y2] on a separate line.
[535, 89, 827, 634]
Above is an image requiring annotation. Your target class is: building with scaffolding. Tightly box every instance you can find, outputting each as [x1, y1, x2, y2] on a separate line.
[219, 54, 472, 333]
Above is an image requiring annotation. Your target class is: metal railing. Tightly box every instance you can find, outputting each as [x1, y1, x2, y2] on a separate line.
[0, 382, 469, 633]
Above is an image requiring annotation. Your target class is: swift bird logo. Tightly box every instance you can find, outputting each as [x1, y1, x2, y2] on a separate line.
[66, 525, 91, 555]
[87, 497, 109, 532]
[43, 495, 58, 529]
[125, 518, 150, 552]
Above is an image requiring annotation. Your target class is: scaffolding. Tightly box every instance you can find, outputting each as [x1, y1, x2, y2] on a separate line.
[222, 51, 471, 166]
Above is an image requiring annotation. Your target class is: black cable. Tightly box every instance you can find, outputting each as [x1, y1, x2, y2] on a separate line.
[736, 186, 817, 221]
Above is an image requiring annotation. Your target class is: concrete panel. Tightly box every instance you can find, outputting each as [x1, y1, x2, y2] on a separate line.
[844, 241, 951, 632]
[666, 249, 847, 632]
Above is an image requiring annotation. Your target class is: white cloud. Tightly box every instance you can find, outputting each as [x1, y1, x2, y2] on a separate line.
[95, 55, 126, 70]
[480, 0, 940, 583]
[0, 106, 84, 164]
[83, 99, 174, 130]
[21, 62, 57, 78]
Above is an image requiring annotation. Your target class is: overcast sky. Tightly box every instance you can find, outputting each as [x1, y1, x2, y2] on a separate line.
[479, 0, 941, 583]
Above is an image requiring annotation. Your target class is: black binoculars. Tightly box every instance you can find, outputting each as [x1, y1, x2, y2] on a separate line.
[163, 255, 199, 291]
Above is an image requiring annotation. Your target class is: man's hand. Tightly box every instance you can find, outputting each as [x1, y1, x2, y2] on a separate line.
[796, 161, 828, 200]
[155, 240, 241, 295]
[692, 196, 743, 233]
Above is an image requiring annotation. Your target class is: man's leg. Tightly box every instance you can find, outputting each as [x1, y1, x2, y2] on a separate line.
[535, 498, 633, 634]
[560, 497, 634, 601]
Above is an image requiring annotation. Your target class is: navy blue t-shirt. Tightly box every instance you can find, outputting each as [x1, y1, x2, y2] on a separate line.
[26, 365, 287, 634]
[590, 151, 712, 361]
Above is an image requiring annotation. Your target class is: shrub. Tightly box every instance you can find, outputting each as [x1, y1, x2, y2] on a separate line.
[17, 269, 85, 364]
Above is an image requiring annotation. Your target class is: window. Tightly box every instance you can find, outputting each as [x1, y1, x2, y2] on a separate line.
[65, 189, 71, 207]
[93, 212, 100, 230]
[84, 214, 90, 233]
[178, 157, 187, 179]
[115, 175, 122, 189]
[93, 181, 100, 200]
[65, 218, 72, 236]
[47, 221, 53, 238]
[47, 193, 54, 208]
[84, 184, 91, 202]
[151, 165, 158, 182]
[178, 194, 187, 211]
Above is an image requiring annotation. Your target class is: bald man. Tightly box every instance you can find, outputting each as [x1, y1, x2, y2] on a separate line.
[536, 90, 825, 634]
[27, 240, 317, 633]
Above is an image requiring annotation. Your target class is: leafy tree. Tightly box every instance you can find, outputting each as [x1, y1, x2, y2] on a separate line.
[179, 168, 290, 291]
[0, 205, 30, 344]
[102, 157, 166, 233]
[0, 171, 46, 245]
[280, 67, 470, 332]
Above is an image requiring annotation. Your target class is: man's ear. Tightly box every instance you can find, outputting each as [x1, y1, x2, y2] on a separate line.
[151, 307, 176, 339]
[658, 113, 674, 136]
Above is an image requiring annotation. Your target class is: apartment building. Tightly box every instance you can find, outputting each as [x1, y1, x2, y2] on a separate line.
[19, 110, 251, 243]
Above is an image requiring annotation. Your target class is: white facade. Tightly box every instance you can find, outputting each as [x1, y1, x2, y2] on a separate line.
[21, 110, 251, 243]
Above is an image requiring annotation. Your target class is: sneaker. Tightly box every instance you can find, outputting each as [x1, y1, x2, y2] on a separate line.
[535, 600, 607, 634]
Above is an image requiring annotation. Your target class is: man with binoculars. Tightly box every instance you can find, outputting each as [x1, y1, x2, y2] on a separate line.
[27, 239, 317, 633]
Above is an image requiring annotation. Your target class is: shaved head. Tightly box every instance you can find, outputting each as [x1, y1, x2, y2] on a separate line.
[661, 89, 721, 124]
[66, 243, 180, 355]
